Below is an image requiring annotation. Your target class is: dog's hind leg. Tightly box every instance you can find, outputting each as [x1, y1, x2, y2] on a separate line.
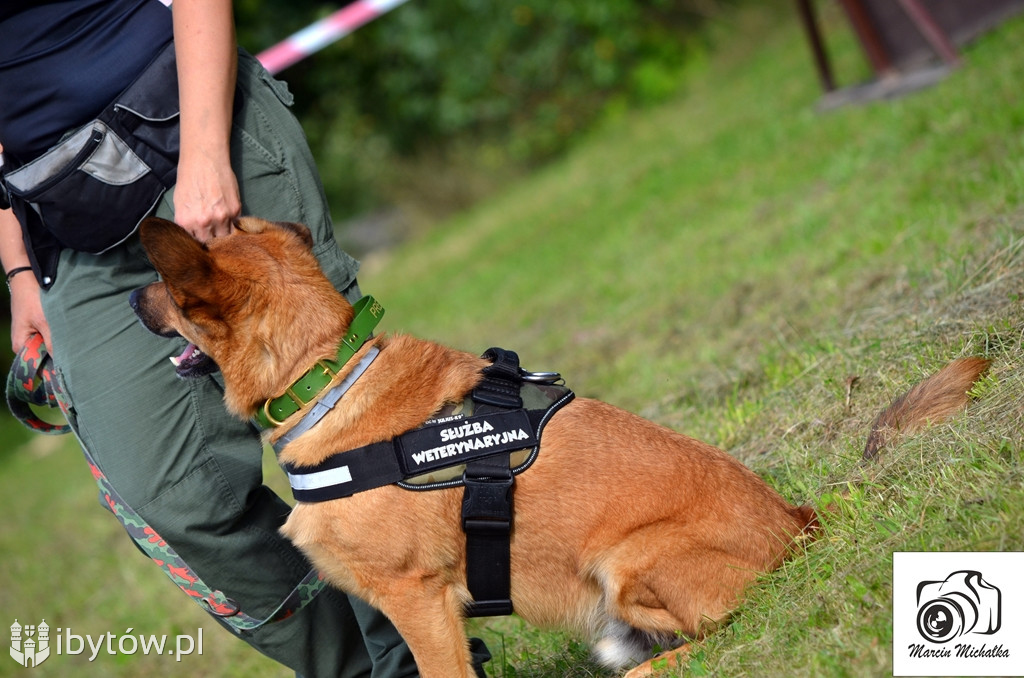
[589, 528, 767, 674]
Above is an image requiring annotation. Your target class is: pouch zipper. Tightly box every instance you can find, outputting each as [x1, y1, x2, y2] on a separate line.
[17, 127, 105, 200]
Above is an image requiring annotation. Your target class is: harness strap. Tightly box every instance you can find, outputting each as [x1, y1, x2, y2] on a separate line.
[460, 347, 527, 617]
[462, 455, 514, 617]
[284, 406, 541, 502]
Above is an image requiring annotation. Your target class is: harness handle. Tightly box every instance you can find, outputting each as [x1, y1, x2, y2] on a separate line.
[472, 347, 523, 409]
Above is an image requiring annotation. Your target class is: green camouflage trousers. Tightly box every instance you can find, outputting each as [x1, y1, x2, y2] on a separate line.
[37, 50, 421, 678]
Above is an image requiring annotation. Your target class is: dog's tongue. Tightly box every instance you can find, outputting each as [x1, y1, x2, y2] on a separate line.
[167, 342, 219, 378]
[169, 343, 200, 367]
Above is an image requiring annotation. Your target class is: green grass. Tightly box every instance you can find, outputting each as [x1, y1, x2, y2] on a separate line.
[3, 1, 1024, 676]
[0, 431, 294, 678]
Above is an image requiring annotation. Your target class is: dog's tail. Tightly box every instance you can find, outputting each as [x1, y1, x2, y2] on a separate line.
[862, 357, 990, 461]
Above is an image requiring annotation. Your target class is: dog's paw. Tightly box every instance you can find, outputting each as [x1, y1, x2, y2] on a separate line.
[621, 645, 691, 677]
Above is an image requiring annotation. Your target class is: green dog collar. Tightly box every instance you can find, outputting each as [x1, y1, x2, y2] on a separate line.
[254, 296, 384, 429]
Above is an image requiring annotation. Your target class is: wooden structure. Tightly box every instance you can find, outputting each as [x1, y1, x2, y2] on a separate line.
[795, 0, 1024, 107]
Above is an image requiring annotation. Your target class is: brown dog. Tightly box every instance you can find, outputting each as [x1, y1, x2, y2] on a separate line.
[130, 216, 988, 677]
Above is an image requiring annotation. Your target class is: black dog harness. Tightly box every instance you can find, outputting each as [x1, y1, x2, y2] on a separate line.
[278, 347, 574, 617]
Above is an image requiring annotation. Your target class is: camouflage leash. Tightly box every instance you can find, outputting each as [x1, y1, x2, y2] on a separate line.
[5, 333, 72, 434]
[6, 334, 327, 632]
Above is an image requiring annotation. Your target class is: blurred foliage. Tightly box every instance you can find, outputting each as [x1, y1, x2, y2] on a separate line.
[235, 0, 732, 222]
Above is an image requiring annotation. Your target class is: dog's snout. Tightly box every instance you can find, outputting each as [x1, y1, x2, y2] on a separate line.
[128, 288, 142, 311]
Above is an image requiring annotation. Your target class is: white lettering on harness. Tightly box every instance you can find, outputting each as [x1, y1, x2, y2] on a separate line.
[410, 428, 531, 466]
[439, 420, 495, 442]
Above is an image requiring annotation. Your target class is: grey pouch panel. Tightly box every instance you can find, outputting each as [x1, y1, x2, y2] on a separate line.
[6, 122, 150, 193]
[81, 126, 150, 186]
[6, 124, 100, 192]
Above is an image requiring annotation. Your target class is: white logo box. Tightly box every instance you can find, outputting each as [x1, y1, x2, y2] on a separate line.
[893, 552, 1024, 676]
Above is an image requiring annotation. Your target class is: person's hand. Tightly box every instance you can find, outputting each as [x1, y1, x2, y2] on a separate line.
[171, 0, 239, 243]
[172, 152, 241, 243]
[8, 271, 51, 354]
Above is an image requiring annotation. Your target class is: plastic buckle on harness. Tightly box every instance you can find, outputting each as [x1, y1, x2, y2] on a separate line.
[462, 462, 514, 617]
[462, 473, 513, 531]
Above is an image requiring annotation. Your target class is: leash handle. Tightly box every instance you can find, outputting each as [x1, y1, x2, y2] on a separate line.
[5, 333, 72, 435]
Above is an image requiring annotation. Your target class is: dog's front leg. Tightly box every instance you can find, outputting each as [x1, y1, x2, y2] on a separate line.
[373, 577, 475, 678]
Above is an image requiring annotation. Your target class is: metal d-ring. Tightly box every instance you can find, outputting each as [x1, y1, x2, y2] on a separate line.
[519, 369, 562, 384]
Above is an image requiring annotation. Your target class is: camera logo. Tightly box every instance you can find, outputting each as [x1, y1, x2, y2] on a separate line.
[916, 570, 1001, 644]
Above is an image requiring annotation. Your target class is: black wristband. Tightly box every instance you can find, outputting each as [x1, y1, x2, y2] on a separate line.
[5, 266, 33, 290]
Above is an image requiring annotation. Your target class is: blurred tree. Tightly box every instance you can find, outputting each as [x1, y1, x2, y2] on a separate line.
[234, 0, 731, 225]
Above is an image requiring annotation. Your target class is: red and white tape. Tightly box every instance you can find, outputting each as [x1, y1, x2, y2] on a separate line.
[256, 0, 411, 74]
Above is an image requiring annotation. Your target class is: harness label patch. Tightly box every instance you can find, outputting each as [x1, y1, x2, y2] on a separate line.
[398, 410, 537, 475]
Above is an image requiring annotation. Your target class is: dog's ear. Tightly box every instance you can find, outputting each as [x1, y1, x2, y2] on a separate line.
[139, 217, 215, 293]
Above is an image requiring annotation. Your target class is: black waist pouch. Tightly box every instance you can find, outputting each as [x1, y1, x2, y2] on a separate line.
[3, 43, 179, 255]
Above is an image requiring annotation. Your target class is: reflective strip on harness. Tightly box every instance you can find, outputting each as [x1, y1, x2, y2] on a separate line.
[289, 464, 354, 492]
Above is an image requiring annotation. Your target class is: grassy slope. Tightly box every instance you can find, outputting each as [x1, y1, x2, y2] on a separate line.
[363, 3, 1024, 676]
[2, 2, 1023, 676]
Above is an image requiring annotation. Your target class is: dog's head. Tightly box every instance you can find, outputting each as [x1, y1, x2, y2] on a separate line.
[130, 216, 354, 418]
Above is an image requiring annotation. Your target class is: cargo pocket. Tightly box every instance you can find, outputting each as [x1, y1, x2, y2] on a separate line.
[313, 238, 361, 293]
[231, 72, 305, 223]
[258, 65, 295, 108]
